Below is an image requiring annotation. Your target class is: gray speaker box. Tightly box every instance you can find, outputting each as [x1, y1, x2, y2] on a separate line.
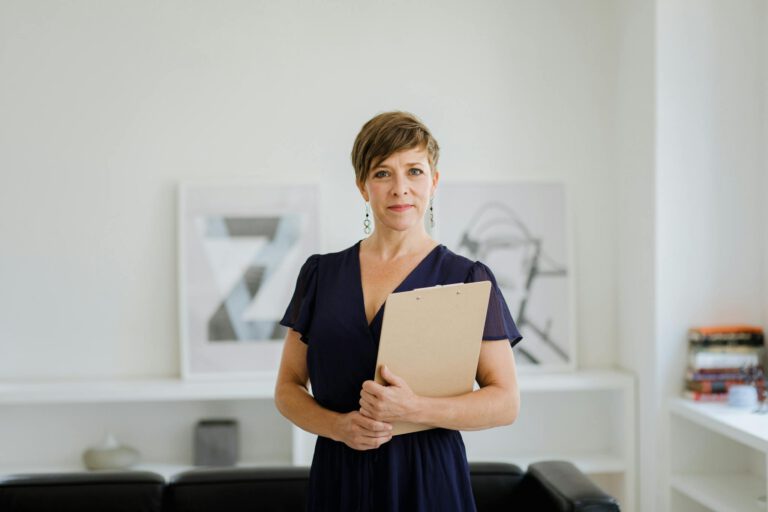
[194, 418, 239, 466]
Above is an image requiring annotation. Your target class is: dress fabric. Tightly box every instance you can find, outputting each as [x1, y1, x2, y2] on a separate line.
[280, 241, 522, 512]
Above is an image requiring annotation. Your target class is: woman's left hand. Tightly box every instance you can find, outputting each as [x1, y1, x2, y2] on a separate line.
[359, 365, 419, 423]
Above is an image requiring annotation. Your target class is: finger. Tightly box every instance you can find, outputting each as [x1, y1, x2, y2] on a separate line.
[361, 380, 379, 394]
[359, 397, 372, 413]
[359, 434, 391, 450]
[363, 379, 389, 395]
[353, 437, 376, 451]
[359, 398, 385, 421]
[359, 405, 378, 422]
[362, 429, 392, 439]
[360, 407, 384, 424]
[360, 391, 383, 410]
[353, 408, 391, 430]
[381, 365, 405, 386]
[380, 365, 394, 384]
[361, 417, 392, 433]
[351, 431, 386, 451]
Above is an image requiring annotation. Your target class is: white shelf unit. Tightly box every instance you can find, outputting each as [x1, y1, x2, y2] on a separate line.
[0, 369, 635, 510]
[669, 398, 768, 512]
[0, 374, 291, 479]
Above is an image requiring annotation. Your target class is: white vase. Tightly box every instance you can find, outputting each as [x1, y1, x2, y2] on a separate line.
[727, 384, 758, 408]
[82, 433, 140, 470]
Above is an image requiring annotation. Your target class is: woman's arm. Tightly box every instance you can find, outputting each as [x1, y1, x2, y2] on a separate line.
[274, 329, 393, 450]
[359, 340, 520, 431]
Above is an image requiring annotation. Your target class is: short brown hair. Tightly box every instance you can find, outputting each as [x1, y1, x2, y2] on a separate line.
[351, 111, 440, 185]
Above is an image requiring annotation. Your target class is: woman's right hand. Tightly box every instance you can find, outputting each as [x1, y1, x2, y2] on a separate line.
[333, 411, 393, 450]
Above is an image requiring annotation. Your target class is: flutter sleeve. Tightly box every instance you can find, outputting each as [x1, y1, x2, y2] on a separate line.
[465, 261, 523, 347]
[279, 254, 320, 344]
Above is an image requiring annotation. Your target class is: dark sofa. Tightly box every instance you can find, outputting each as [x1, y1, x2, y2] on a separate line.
[0, 461, 620, 511]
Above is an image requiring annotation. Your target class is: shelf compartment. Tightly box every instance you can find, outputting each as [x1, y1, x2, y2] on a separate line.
[670, 473, 766, 512]
[0, 400, 292, 471]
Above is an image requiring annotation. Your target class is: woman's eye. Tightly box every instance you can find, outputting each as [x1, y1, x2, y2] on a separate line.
[409, 168, 424, 175]
[373, 170, 389, 178]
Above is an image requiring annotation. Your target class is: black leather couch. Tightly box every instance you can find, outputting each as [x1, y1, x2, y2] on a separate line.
[0, 461, 620, 511]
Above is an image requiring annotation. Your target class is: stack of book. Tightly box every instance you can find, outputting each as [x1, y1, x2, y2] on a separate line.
[685, 325, 765, 402]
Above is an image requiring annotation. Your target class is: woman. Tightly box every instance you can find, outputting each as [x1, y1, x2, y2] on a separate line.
[275, 111, 522, 511]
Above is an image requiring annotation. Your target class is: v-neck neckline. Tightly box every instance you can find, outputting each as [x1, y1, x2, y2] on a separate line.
[355, 240, 442, 330]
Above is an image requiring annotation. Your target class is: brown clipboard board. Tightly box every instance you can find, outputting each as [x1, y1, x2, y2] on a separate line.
[373, 280, 491, 435]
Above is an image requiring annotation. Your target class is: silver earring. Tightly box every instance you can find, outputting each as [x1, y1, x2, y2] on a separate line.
[429, 197, 435, 228]
[364, 203, 372, 235]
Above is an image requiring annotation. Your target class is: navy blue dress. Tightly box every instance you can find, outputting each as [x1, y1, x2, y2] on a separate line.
[280, 241, 522, 512]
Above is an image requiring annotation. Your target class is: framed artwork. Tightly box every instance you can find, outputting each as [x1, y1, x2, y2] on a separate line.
[178, 182, 319, 379]
[436, 182, 576, 372]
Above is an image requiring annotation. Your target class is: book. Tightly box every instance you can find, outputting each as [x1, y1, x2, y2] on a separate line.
[689, 324, 763, 336]
[685, 369, 751, 381]
[692, 367, 755, 375]
[685, 380, 746, 393]
[689, 345, 764, 354]
[688, 351, 760, 370]
[688, 325, 764, 347]
[683, 390, 729, 402]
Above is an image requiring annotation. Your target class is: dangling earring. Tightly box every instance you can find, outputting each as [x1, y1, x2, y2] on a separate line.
[429, 197, 435, 228]
[363, 203, 372, 235]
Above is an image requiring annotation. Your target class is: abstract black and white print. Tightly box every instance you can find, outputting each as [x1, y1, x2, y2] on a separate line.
[437, 182, 574, 371]
[180, 183, 319, 378]
[198, 214, 302, 343]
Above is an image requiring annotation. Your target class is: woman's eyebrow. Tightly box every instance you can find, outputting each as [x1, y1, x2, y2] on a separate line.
[374, 161, 426, 170]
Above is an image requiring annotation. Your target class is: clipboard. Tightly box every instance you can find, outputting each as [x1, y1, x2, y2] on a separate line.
[373, 280, 492, 435]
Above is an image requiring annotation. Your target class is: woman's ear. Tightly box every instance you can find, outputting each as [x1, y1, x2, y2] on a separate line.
[357, 180, 369, 203]
[431, 169, 440, 194]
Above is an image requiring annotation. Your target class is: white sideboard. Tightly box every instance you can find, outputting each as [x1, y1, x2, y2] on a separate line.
[669, 397, 768, 512]
[0, 369, 635, 510]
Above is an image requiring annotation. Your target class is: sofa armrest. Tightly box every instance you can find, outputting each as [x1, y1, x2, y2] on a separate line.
[469, 462, 525, 512]
[519, 461, 621, 512]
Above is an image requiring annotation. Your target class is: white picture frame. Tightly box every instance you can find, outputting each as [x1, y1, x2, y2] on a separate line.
[436, 181, 576, 372]
[178, 181, 320, 380]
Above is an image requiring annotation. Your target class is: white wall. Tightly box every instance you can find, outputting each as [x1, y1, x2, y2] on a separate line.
[0, 0, 621, 380]
[655, 1, 766, 510]
[656, 0, 766, 428]
[614, 1, 767, 510]
[615, 2, 655, 511]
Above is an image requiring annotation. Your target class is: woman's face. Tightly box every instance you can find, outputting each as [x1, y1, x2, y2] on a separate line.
[358, 146, 439, 235]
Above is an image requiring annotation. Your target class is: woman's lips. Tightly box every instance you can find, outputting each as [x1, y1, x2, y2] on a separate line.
[388, 204, 413, 212]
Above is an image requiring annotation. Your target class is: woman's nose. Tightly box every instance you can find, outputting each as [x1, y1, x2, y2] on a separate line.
[391, 173, 409, 196]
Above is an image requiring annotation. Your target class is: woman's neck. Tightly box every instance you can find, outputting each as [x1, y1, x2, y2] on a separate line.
[361, 228, 436, 261]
